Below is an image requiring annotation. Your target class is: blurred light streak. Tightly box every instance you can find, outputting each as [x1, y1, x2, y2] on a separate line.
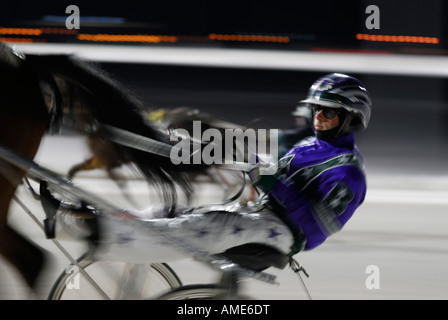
[0, 27, 77, 35]
[43, 15, 125, 24]
[0, 28, 42, 35]
[8, 43, 448, 78]
[312, 48, 392, 55]
[77, 34, 178, 43]
[41, 28, 78, 35]
[209, 33, 290, 43]
[357, 33, 439, 44]
[0, 38, 36, 43]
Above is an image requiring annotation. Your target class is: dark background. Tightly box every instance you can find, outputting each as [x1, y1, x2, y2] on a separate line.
[2, 0, 448, 175]
[1, 0, 447, 52]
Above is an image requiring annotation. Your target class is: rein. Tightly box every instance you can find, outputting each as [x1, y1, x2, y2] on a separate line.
[100, 123, 179, 159]
[99, 123, 261, 205]
[100, 123, 270, 170]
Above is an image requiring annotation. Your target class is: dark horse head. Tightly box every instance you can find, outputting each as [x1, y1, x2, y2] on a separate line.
[0, 41, 211, 293]
[2, 42, 206, 212]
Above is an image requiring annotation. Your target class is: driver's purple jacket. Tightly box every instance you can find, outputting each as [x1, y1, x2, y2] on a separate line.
[266, 133, 366, 252]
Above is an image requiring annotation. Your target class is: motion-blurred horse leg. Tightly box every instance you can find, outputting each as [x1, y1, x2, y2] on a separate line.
[0, 114, 47, 289]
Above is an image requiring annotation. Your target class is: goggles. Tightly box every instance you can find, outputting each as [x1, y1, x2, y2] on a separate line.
[311, 105, 338, 120]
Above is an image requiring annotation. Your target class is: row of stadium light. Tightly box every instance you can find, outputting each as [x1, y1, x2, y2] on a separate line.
[0, 28, 441, 45]
[356, 33, 439, 44]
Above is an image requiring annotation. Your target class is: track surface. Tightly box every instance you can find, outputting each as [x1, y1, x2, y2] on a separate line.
[0, 135, 447, 300]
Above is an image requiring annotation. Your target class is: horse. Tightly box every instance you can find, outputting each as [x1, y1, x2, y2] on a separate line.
[0, 41, 205, 292]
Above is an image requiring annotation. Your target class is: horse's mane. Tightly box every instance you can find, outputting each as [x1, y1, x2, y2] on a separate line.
[19, 49, 203, 211]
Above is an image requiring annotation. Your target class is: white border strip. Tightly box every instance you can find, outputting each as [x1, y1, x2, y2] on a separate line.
[8, 43, 448, 78]
[366, 189, 448, 205]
